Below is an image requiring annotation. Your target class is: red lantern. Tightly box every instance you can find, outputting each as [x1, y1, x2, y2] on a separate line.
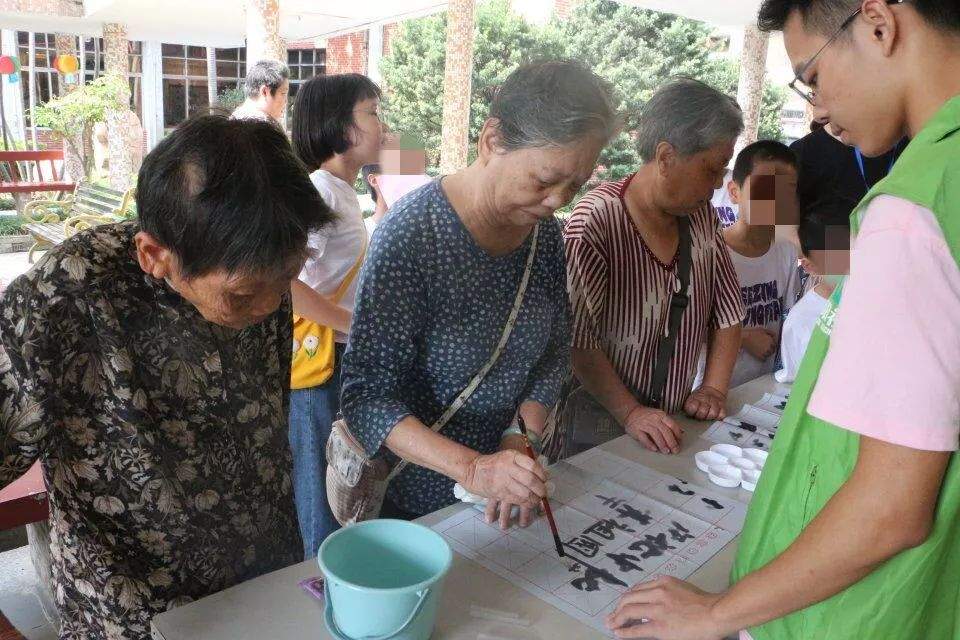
[0, 56, 15, 75]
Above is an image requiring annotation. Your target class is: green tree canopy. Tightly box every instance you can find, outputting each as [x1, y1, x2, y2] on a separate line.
[31, 74, 130, 180]
[379, 0, 786, 182]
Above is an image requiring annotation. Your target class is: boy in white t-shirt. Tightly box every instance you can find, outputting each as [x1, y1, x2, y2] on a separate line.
[711, 168, 739, 228]
[775, 210, 848, 383]
[720, 141, 803, 387]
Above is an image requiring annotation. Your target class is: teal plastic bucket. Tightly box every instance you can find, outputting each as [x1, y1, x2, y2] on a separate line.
[317, 519, 452, 640]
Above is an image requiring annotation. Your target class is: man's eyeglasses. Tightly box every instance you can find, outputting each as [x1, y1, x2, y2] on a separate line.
[788, 0, 905, 106]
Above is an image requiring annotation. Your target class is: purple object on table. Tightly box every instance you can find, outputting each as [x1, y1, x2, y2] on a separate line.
[299, 576, 325, 602]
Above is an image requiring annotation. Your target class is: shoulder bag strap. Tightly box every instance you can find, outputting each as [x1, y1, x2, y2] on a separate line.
[331, 231, 369, 305]
[645, 216, 692, 410]
[387, 224, 540, 481]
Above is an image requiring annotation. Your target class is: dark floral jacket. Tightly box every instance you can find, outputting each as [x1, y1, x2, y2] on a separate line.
[0, 222, 302, 639]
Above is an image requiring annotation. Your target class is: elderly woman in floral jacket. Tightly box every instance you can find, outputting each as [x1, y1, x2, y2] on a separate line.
[0, 115, 332, 640]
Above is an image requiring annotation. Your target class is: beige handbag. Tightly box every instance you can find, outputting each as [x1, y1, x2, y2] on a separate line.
[325, 226, 540, 526]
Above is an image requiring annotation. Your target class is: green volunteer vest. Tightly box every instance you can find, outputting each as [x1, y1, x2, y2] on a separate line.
[732, 94, 960, 639]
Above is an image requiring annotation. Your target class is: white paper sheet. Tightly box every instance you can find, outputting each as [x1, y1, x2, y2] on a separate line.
[431, 450, 745, 635]
[722, 404, 781, 435]
[752, 392, 789, 416]
[701, 420, 775, 451]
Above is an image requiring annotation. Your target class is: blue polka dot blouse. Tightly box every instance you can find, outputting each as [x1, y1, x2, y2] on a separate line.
[340, 179, 571, 516]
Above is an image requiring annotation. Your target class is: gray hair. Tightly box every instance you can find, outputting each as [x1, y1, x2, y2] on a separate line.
[244, 60, 290, 98]
[636, 78, 744, 162]
[489, 61, 619, 151]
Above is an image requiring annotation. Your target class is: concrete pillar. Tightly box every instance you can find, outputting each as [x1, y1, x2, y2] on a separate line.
[0, 30, 26, 145]
[54, 34, 76, 95]
[439, 0, 476, 175]
[141, 40, 163, 151]
[53, 33, 83, 180]
[735, 25, 770, 153]
[367, 25, 383, 84]
[103, 22, 141, 190]
[207, 46, 217, 108]
[245, 0, 285, 65]
[27, 32, 37, 150]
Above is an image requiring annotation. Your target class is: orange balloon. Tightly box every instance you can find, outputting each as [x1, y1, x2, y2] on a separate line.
[54, 54, 79, 74]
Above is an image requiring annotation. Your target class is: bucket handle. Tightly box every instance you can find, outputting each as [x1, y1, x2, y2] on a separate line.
[325, 588, 432, 640]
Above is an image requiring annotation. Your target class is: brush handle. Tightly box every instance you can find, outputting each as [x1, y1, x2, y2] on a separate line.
[519, 438, 565, 558]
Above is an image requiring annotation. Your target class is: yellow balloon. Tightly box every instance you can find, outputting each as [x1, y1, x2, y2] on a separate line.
[55, 55, 79, 74]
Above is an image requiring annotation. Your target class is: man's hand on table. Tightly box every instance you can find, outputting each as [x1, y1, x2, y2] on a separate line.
[623, 405, 683, 454]
[684, 386, 727, 422]
[606, 577, 729, 640]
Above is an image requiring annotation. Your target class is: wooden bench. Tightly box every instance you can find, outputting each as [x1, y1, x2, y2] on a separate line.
[0, 150, 74, 196]
[22, 182, 134, 262]
[0, 462, 48, 640]
[0, 613, 27, 640]
[0, 462, 47, 532]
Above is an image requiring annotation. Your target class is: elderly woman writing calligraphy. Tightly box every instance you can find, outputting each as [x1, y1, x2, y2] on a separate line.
[340, 61, 618, 529]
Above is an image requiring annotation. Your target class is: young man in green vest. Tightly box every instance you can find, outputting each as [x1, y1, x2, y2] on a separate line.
[605, 1, 960, 638]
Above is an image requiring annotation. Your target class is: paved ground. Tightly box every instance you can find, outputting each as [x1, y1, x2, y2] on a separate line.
[0, 251, 56, 639]
[0, 546, 56, 640]
[0, 251, 35, 291]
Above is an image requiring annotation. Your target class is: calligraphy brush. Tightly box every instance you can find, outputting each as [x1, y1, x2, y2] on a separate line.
[516, 415, 566, 559]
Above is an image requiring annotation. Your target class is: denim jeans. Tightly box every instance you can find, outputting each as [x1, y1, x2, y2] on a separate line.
[288, 342, 344, 560]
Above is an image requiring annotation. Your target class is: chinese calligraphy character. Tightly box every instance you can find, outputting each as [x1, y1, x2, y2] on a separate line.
[606, 552, 645, 573]
[668, 521, 694, 543]
[629, 533, 676, 559]
[597, 495, 626, 509]
[565, 535, 601, 558]
[613, 503, 653, 526]
[571, 565, 628, 592]
[584, 518, 635, 541]
[701, 498, 725, 510]
[668, 484, 696, 496]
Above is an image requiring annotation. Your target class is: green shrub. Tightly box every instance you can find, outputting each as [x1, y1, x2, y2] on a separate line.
[0, 215, 26, 236]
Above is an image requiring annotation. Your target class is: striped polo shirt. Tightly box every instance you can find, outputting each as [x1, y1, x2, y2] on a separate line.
[564, 174, 744, 414]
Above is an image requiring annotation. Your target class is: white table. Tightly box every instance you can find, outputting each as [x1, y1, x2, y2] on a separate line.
[151, 375, 789, 640]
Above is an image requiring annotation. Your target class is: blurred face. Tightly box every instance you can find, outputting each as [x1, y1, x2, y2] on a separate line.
[737, 160, 799, 226]
[349, 97, 387, 166]
[166, 260, 303, 330]
[380, 147, 427, 175]
[482, 133, 606, 227]
[800, 221, 852, 277]
[657, 141, 734, 215]
[262, 80, 290, 121]
[782, 3, 907, 156]
[801, 249, 850, 278]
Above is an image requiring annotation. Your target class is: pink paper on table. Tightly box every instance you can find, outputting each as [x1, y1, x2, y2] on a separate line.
[378, 174, 432, 208]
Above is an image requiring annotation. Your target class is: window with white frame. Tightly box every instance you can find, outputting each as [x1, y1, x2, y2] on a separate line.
[161, 44, 209, 129]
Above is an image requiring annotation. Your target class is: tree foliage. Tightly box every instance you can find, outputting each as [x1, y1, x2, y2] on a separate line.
[31, 74, 129, 180]
[379, 0, 786, 181]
